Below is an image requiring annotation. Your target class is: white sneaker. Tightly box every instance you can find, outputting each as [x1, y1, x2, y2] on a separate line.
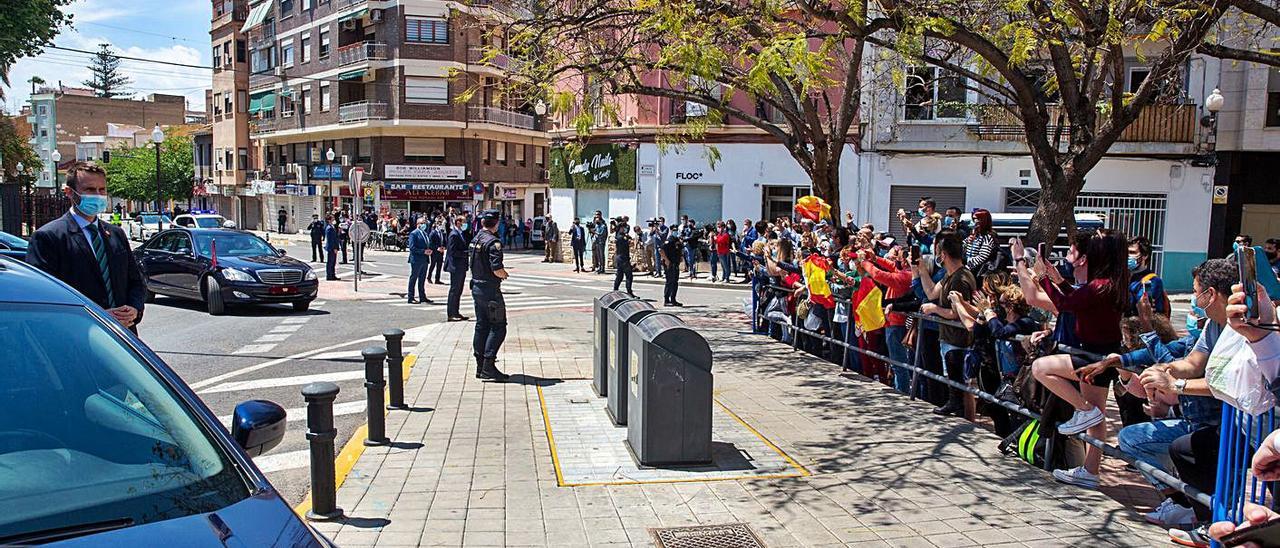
[1052, 466, 1099, 489]
[1145, 498, 1196, 528]
[1057, 406, 1105, 435]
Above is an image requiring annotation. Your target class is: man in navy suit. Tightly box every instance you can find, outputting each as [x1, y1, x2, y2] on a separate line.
[26, 161, 146, 332]
[324, 215, 341, 280]
[406, 216, 434, 304]
[569, 217, 587, 272]
[427, 217, 445, 284]
[444, 214, 470, 321]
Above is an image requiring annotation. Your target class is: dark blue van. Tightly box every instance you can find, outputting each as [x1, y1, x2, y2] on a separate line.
[0, 256, 332, 546]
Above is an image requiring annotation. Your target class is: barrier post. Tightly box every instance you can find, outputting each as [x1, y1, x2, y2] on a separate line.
[383, 329, 407, 410]
[843, 308, 855, 371]
[302, 381, 343, 521]
[362, 346, 391, 446]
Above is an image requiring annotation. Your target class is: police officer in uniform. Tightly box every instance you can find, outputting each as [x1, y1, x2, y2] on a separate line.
[613, 219, 636, 296]
[469, 209, 510, 381]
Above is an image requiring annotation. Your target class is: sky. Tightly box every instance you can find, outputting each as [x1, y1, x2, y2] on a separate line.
[3, 0, 212, 114]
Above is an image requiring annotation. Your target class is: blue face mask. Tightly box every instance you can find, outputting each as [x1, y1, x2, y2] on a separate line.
[942, 217, 954, 228]
[1186, 309, 1205, 339]
[73, 191, 110, 217]
[917, 208, 926, 217]
[1234, 242, 1243, 252]
[1127, 257, 1139, 271]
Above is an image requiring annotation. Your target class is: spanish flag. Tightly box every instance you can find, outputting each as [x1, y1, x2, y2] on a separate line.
[803, 254, 835, 308]
[794, 195, 831, 221]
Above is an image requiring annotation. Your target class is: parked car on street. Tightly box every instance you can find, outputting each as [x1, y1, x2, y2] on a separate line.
[134, 228, 318, 315]
[172, 213, 229, 229]
[124, 212, 174, 241]
[0, 255, 331, 547]
[0, 230, 28, 262]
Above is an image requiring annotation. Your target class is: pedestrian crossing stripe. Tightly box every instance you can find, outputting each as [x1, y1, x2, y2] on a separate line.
[199, 370, 367, 393]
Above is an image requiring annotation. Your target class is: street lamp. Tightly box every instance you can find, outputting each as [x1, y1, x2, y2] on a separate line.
[49, 148, 61, 188]
[326, 147, 336, 204]
[17, 161, 32, 236]
[534, 99, 547, 116]
[151, 124, 165, 229]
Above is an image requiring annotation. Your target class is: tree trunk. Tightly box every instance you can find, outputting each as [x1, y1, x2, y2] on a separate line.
[810, 163, 841, 220]
[1025, 172, 1084, 248]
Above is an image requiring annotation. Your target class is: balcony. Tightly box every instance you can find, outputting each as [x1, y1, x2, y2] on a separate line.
[469, 0, 533, 18]
[212, 1, 248, 26]
[250, 117, 278, 136]
[338, 42, 388, 67]
[249, 27, 276, 51]
[468, 47, 520, 72]
[969, 103, 1197, 143]
[469, 106, 535, 130]
[336, 0, 369, 9]
[339, 101, 388, 123]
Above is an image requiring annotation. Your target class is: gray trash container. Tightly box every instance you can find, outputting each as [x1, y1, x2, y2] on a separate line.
[606, 299, 657, 425]
[592, 291, 636, 397]
[624, 313, 714, 466]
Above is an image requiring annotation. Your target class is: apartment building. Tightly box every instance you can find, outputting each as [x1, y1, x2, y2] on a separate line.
[25, 88, 187, 191]
[240, 0, 549, 231]
[1206, 52, 1280, 256]
[209, 0, 261, 229]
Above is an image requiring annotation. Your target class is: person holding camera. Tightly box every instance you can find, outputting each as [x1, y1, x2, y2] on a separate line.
[613, 220, 636, 296]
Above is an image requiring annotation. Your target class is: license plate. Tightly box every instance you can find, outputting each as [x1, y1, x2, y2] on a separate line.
[269, 286, 296, 295]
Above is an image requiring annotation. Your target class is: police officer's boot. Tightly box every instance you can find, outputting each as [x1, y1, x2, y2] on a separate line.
[475, 355, 487, 379]
[482, 357, 509, 382]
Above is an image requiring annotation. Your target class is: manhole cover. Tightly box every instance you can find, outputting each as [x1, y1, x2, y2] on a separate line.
[651, 523, 766, 548]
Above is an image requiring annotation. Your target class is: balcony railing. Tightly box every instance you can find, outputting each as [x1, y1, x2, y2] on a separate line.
[339, 101, 388, 123]
[469, 106, 535, 130]
[338, 42, 388, 66]
[968, 103, 1197, 144]
[249, 27, 276, 51]
[467, 47, 520, 71]
[250, 117, 278, 135]
[337, 0, 369, 9]
[468, 0, 533, 18]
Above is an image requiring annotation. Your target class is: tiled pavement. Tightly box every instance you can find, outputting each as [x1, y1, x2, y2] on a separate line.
[310, 303, 1168, 547]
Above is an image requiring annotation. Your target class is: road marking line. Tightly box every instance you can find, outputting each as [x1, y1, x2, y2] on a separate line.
[370, 298, 406, 303]
[200, 370, 367, 394]
[308, 349, 364, 361]
[311, 301, 326, 307]
[221, 400, 366, 428]
[188, 332, 390, 390]
[255, 334, 291, 343]
[253, 449, 312, 473]
[232, 344, 277, 355]
[281, 317, 312, 324]
[270, 324, 304, 333]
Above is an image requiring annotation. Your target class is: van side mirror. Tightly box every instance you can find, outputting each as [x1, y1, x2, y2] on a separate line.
[230, 400, 287, 457]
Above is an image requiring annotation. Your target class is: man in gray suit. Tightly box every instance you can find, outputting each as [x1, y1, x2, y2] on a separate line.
[542, 215, 560, 263]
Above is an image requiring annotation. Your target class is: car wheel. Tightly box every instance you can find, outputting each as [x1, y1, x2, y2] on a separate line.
[205, 277, 226, 315]
[292, 299, 311, 312]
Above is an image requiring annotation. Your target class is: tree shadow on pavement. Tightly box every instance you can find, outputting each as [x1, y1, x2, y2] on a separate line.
[336, 516, 390, 529]
[499, 374, 562, 387]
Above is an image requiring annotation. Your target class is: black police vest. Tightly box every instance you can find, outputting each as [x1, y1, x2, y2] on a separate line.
[469, 231, 502, 283]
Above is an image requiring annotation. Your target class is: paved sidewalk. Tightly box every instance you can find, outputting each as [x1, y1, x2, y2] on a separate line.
[310, 302, 1166, 547]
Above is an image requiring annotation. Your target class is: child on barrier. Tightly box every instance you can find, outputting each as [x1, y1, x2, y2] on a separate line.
[1031, 230, 1131, 489]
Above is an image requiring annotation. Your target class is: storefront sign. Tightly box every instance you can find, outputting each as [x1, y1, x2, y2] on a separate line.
[274, 183, 318, 196]
[638, 164, 655, 177]
[385, 164, 466, 180]
[380, 182, 473, 201]
[250, 180, 275, 195]
[549, 144, 636, 190]
[312, 164, 342, 179]
[675, 172, 703, 180]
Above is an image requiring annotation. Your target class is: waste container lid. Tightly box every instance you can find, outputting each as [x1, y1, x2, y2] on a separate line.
[597, 291, 635, 310]
[632, 313, 712, 368]
[613, 299, 656, 323]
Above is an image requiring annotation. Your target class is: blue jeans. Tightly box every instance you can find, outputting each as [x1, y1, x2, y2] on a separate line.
[1118, 418, 1196, 490]
[885, 325, 911, 394]
[685, 247, 698, 277]
[407, 261, 428, 301]
[718, 254, 731, 281]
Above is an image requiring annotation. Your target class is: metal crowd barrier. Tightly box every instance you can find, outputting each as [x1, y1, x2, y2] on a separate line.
[1213, 406, 1278, 542]
[748, 282, 1213, 508]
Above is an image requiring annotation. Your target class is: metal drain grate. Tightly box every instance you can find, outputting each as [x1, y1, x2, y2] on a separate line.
[651, 523, 766, 548]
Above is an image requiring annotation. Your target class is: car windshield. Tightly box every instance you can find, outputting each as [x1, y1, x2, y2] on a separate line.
[193, 217, 225, 228]
[193, 232, 275, 258]
[141, 215, 173, 225]
[0, 303, 250, 543]
[0, 232, 26, 248]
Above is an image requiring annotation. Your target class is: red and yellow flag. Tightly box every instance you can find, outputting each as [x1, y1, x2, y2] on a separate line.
[793, 195, 831, 221]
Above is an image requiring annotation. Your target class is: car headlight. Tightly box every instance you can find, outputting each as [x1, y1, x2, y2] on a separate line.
[221, 268, 255, 282]
[304, 269, 317, 281]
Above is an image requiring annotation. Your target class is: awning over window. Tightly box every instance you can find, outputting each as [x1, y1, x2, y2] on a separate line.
[241, 1, 274, 32]
[338, 69, 367, 81]
[337, 8, 368, 23]
[248, 92, 276, 114]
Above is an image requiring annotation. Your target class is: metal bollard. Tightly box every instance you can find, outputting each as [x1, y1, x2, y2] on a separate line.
[362, 346, 391, 446]
[302, 381, 343, 520]
[384, 329, 407, 410]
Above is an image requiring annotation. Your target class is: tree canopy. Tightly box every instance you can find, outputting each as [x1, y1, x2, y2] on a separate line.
[105, 129, 194, 203]
[0, 115, 39, 180]
[83, 43, 132, 99]
[0, 0, 73, 101]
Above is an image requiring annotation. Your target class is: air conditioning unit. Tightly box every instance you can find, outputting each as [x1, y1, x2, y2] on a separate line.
[370, 8, 383, 22]
[273, 66, 286, 77]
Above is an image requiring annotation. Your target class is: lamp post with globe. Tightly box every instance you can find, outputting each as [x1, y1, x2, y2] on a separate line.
[151, 124, 165, 230]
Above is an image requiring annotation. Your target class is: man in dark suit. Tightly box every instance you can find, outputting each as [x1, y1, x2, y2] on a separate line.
[307, 214, 326, 262]
[25, 162, 146, 331]
[444, 214, 470, 321]
[324, 215, 341, 280]
[406, 217, 434, 304]
[427, 218, 446, 284]
[570, 217, 587, 272]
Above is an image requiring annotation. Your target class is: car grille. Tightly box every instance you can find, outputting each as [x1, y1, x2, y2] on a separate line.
[256, 269, 304, 285]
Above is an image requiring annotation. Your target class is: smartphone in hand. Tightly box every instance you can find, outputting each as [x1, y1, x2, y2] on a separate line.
[1221, 515, 1280, 547]
[1238, 246, 1261, 320]
[1037, 243, 1048, 261]
[910, 244, 921, 264]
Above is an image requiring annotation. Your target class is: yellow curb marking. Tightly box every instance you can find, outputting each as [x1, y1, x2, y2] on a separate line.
[536, 383, 810, 488]
[293, 352, 419, 517]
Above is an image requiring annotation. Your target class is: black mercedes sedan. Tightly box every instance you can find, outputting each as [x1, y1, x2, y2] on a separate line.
[135, 228, 318, 315]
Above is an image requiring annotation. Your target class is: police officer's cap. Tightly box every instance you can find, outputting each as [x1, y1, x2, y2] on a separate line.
[479, 209, 501, 221]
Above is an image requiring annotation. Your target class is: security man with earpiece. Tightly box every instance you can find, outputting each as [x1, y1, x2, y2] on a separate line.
[469, 209, 510, 381]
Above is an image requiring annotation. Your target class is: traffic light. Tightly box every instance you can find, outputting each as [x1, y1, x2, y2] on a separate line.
[101, 150, 111, 163]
